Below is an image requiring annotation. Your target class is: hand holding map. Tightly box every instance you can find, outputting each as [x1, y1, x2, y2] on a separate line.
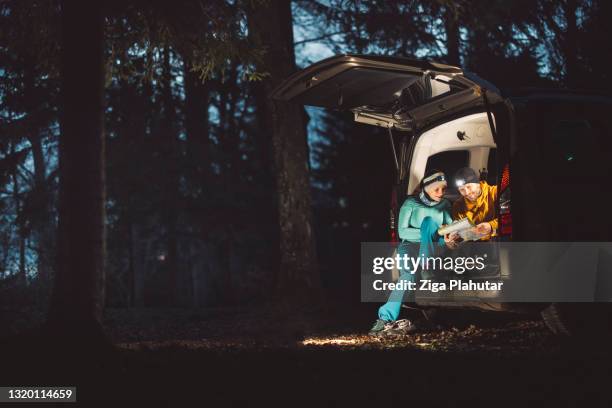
[438, 219, 489, 242]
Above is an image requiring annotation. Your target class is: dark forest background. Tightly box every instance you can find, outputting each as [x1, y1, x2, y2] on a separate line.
[0, 0, 610, 337]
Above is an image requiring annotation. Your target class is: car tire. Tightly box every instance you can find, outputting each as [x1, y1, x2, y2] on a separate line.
[541, 303, 612, 340]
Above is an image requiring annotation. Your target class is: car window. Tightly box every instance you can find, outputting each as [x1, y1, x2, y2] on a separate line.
[425, 150, 469, 198]
[426, 150, 470, 176]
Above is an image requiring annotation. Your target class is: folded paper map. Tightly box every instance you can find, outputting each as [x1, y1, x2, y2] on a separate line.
[438, 218, 488, 241]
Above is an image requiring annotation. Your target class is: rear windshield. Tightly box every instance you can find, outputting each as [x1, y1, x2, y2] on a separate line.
[425, 150, 469, 200]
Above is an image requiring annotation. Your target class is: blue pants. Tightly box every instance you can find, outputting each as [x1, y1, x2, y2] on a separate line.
[378, 216, 444, 322]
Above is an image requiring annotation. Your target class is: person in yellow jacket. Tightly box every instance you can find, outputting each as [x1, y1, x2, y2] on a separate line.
[451, 167, 498, 243]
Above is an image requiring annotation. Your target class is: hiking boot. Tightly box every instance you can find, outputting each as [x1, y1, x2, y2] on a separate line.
[369, 319, 393, 336]
[384, 319, 419, 336]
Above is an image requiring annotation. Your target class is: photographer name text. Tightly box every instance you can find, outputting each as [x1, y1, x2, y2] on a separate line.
[373, 279, 503, 292]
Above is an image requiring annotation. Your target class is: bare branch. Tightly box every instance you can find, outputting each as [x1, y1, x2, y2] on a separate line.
[294, 31, 344, 46]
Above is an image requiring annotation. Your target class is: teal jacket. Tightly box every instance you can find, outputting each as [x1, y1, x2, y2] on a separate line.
[398, 196, 453, 242]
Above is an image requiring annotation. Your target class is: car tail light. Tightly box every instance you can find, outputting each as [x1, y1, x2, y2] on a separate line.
[500, 163, 510, 191]
[499, 164, 512, 238]
[390, 227, 398, 243]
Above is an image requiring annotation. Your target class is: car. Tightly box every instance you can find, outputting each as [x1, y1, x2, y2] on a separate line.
[272, 54, 612, 337]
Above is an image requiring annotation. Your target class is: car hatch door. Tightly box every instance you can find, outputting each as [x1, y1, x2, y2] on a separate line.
[271, 54, 500, 131]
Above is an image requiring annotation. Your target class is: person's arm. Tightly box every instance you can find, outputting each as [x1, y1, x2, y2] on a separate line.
[397, 201, 420, 241]
[474, 183, 497, 236]
[443, 205, 453, 226]
[452, 200, 465, 221]
[442, 203, 459, 248]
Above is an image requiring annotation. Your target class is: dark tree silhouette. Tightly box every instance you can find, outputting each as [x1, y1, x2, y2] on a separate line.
[0, 1, 60, 296]
[46, 0, 107, 343]
[443, 2, 461, 66]
[159, 46, 180, 306]
[248, 0, 319, 299]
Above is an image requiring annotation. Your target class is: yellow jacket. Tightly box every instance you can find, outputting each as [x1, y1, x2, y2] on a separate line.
[452, 181, 498, 240]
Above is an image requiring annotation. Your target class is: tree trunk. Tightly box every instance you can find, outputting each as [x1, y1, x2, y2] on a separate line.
[218, 73, 228, 173]
[47, 0, 107, 343]
[562, 0, 580, 87]
[225, 62, 242, 182]
[120, 50, 149, 308]
[10, 151, 27, 287]
[131, 222, 146, 307]
[161, 46, 180, 306]
[249, 64, 279, 285]
[183, 58, 211, 182]
[18, 235, 26, 285]
[250, 80, 275, 183]
[444, 4, 461, 66]
[22, 56, 54, 286]
[220, 234, 233, 304]
[183, 59, 213, 307]
[27, 134, 54, 285]
[127, 220, 135, 307]
[248, 0, 319, 301]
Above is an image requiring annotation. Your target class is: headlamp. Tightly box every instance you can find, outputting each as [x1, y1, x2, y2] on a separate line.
[422, 172, 446, 186]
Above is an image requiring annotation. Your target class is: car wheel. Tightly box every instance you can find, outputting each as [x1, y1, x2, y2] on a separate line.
[541, 303, 612, 339]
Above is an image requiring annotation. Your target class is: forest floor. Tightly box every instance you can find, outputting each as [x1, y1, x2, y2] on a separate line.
[2, 303, 611, 407]
[106, 304, 557, 354]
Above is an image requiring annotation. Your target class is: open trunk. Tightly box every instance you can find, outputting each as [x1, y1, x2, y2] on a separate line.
[271, 54, 501, 132]
[273, 54, 508, 305]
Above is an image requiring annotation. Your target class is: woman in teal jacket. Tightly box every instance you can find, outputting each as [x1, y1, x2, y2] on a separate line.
[370, 170, 454, 335]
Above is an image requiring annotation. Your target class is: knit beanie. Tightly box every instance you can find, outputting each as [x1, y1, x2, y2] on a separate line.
[421, 170, 447, 194]
[454, 167, 479, 187]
